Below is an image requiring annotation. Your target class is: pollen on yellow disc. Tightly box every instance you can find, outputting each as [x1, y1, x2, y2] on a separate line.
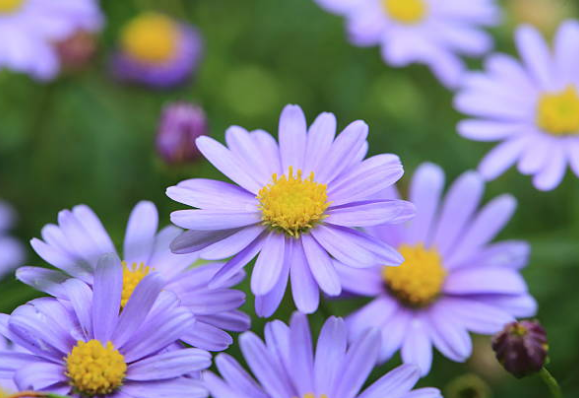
[383, 244, 447, 307]
[299, 394, 329, 398]
[536, 85, 579, 135]
[382, 0, 428, 24]
[121, 262, 152, 308]
[257, 166, 330, 237]
[121, 12, 180, 64]
[0, 0, 24, 13]
[66, 340, 127, 396]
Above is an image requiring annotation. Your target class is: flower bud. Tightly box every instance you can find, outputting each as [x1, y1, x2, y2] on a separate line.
[54, 30, 98, 72]
[156, 102, 207, 164]
[492, 320, 548, 378]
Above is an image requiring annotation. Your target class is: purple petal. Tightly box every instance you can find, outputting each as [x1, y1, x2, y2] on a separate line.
[301, 234, 341, 296]
[167, 178, 257, 211]
[200, 225, 264, 260]
[303, 112, 337, 173]
[327, 200, 415, 227]
[401, 319, 432, 376]
[123, 201, 158, 264]
[314, 317, 347, 394]
[171, 210, 261, 231]
[251, 233, 286, 295]
[358, 364, 420, 398]
[436, 297, 514, 335]
[16, 267, 68, 298]
[444, 267, 527, 295]
[290, 239, 320, 314]
[14, 362, 66, 392]
[127, 348, 211, 381]
[289, 313, 315, 395]
[181, 320, 233, 351]
[334, 262, 382, 296]
[209, 234, 265, 288]
[279, 104, 307, 171]
[171, 228, 242, 255]
[92, 254, 122, 342]
[516, 25, 555, 89]
[214, 354, 268, 398]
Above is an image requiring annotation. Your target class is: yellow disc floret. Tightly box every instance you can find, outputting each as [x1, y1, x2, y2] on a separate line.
[382, 0, 428, 24]
[257, 167, 330, 237]
[0, 0, 23, 13]
[383, 244, 447, 307]
[536, 85, 579, 135]
[298, 395, 329, 398]
[121, 262, 152, 308]
[66, 340, 127, 396]
[121, 12, 180, 64]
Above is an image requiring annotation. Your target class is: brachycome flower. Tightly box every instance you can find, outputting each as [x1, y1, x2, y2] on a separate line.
[205, 312, 441, 398]
[314, 0, 500, 88]
[337, 163, 536, 375]
[0, 256, 210, 397]
[0, 0, 102, 80]
[17, 201, 249, 351]
[167, 104, 415, 317]
[456, 21, 579, 190]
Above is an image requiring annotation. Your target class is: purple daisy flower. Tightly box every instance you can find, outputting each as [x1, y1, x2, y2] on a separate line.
[0, 0, 103, 80]
[0, 336, 17, 396]
[313, 0, 500, 88]
[167, 104, 415, 317]
[112, 12, 203, 89]
[455, 21, 579, 190]
[0, 255, 211, 397]
[205, 312, 441, 398]
[337, 163, 537, 375]
[0, 200, 24, 280]
[17, 201, 249, 351]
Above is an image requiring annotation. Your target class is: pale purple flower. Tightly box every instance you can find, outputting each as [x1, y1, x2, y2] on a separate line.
[455, 21, 579, 190]
[17, 201, 249, 351]
[0, 0, 103, 80]
[0, 336, 17, 396]
[167, 104, 415, 317]
[0, 255, 210, 397]
[205, 312, 441, 398]
[0, 201, 24, 280]
[313, 0, 500, 88]
[112, 12, 203, 88]
[337, 163, 536, 375]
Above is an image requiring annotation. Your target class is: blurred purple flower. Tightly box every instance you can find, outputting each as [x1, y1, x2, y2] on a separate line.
[205, 312, 441, 398]
[112, 12, 203, 89]
[167, 104, 415, 317]
[456, 21, 579, 190]
[17, 201, 250, 351]
[0, 0, 103, 80]
[492, 320, 548, 378]
[157, 102, 208, 164]
[0, 255, 210, 397]
[313, 0, 500, 88]
[0, 201, 24, 280]
[337, 163, 536, 375]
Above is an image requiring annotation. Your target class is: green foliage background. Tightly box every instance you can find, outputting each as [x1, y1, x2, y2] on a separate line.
[0, 0, 578, 397]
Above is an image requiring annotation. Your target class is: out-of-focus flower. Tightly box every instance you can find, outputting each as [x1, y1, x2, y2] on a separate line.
[167, 104, 415, 317]
[455, 22, 579, 191]
[445, 374, 492, 398]
[17, 201, 249, 351]
[54, 30, 98, 72]
[205, 312, 442, 398]
[0, 201, 24, 280]
[492, 320, 548, 378]
[337, 163, 536, 375]
[112, 12, 203, 88]
[156, 102, 208, 165]
[313, 0, 500, 88]
[0, 0, 103, 80]
[0, 256, 211, 397]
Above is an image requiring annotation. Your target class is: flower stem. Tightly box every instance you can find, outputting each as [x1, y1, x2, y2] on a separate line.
[540, 367, 562, 398]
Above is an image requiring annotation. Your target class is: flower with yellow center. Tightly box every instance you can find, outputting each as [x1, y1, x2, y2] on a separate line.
[121, 262, 152, 308]
[257, 166, 330, 237]
[382, 0, 428, 24]
[0, 0, 23, 14]
[536, 85, 579, 136]
[299, 394, 329, 398]
[121, 12, 180, 64]
[383, 244, 447, 307]
[65, 340, 127, 396]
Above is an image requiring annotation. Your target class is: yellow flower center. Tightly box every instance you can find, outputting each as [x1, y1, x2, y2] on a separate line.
[257, 167, 330, 237]
[65, 340, 127, 397]
[536, 85, 579, 135]
[121, 262, 152, 308]
[0, 0, 23, 13]
[0, 386, 9, 398]
[297, 395, 329, 398]
[382, 0, 427, 24]
[120, 12, 180, 64]
[383, 244, 447, 307]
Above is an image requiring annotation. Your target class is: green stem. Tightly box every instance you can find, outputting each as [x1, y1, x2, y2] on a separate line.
[540, 367, 562, 398]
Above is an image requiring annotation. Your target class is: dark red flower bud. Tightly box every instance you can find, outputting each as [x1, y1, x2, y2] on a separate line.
[492, 320, 548, 378]
[54, 30, 98, 72]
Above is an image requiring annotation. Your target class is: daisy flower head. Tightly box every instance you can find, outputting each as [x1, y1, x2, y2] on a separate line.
[0, 0, 103, 80]
[0, 255, 211, 398]
[0, 201, 24, 280]
[338, 163, 537, 375]
[456, 21, 579, 190]
[167, 104, 415, 317]
[205, 312, 441, 398]
[17, 201, 249, 351]
[112, 12, 203, 88]
[313, 0, 500, 88]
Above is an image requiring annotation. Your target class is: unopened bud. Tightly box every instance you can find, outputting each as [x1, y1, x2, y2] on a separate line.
[54, 30, 98, 72]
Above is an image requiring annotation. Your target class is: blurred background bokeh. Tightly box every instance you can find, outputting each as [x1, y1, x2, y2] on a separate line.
[1, 0, 578, 397]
